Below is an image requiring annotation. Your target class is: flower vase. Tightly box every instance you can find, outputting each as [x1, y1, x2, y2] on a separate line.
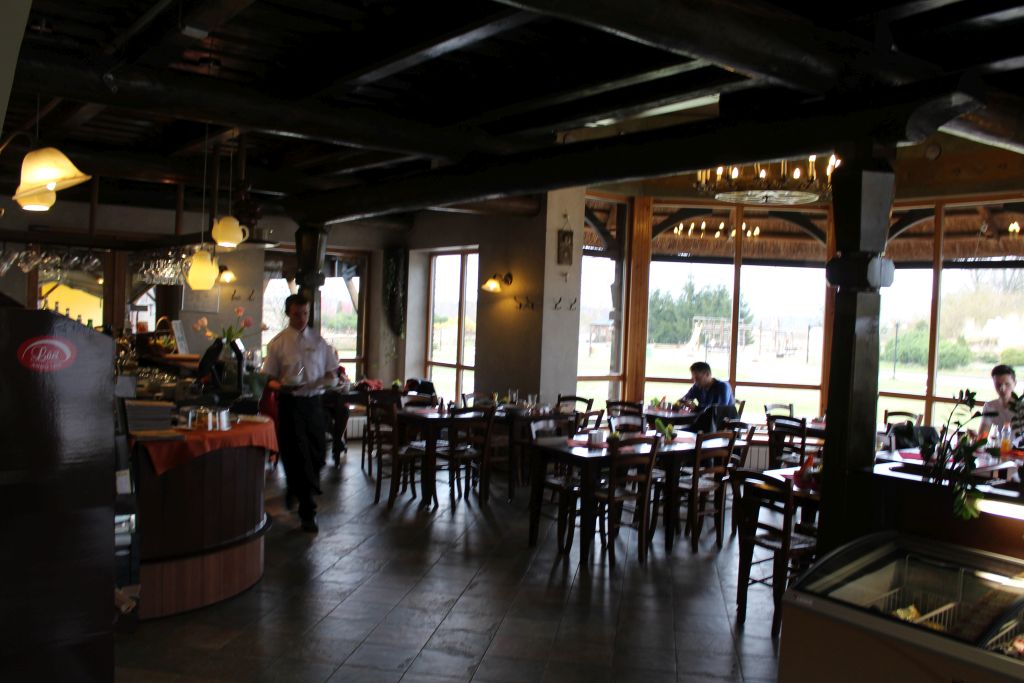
[220, 338, 245, 395]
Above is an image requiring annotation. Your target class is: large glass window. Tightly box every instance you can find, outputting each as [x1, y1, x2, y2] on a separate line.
[878, 268, 933, 397]
[646, 260, 734, 401]
[426, 251, 477, 403]
[577, 254, 624, 401]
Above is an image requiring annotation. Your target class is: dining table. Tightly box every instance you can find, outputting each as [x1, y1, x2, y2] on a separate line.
[397, 406, 493, 507]
[528, 431, 741, 565]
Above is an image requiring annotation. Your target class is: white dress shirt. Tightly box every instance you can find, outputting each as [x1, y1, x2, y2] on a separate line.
[263, 325, 338, 397]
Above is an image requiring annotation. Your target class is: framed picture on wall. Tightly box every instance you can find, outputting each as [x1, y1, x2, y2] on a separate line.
[181, 286, 220, 313]
[557, 229, 573, 265]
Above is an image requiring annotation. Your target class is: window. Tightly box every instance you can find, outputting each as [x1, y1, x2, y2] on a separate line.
[426, 251, 477, 403]
[878, 267, 933, 398]
[646, 260, 734, 401]
[577, 197, 626, 405]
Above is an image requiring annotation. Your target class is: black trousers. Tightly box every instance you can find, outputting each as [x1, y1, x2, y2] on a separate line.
[277, 394, 327, 520]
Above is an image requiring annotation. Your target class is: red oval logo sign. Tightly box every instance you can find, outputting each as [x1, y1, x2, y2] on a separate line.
[17, 336, 78, 372]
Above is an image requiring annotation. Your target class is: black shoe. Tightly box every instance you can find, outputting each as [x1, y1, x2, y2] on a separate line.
[285, 492, 296, 510]
[300, 518, 319, 533]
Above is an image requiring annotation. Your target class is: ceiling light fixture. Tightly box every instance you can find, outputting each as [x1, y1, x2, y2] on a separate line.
[695, 154, 840, 205]
[212, 148, 248, 248]
[186, 124, 218, 290]
[482, 272, 513, 293]
[217, 264, 237, 284]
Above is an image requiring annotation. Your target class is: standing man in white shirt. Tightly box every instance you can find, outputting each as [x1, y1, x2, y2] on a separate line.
[263, 294, 339, 532]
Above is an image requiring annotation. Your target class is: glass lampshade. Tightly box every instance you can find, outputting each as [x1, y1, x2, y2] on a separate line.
[15, 188, 56, 212]
[211, 216, 249, 248]
[481, 277, 502, 293]
[186, 250, 219, 290]
[13, 147, 91, 200]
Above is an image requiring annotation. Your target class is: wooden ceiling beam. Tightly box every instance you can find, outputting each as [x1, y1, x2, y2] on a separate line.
[45, 102, 108, 141]
[765, 211, 827, 244]
[493, 0, 1024, 154]
[123, 0, 258, 68]
[168, 126, 243, 157]
[584, 207, 617, 249]
[315, 9, 537, 97]
[290, 81, 977, 224]
[14, 50, 515, 160]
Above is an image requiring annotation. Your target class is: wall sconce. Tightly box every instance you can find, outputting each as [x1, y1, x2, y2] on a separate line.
[482, 272, 513, 293]
[217, 264, 237, 284]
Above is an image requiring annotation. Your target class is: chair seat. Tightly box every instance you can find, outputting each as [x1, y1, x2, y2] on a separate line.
[595, 485, 643, 502]
[407, 439, 451, 451]
[751, 531, 817, 553]
[678, 475, 722, 494]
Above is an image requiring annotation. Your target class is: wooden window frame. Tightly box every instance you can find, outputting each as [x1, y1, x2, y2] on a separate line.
[425, 250, 477, 401]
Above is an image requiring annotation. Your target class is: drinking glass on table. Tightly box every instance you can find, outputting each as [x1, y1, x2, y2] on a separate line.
[509, 388, 519, 405]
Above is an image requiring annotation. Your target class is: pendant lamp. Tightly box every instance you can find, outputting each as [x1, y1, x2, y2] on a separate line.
[186, 249, 219, 290]
[212, 215, 249, 248]
[15, 188, 56, 212]
[13, 147, 91, 208]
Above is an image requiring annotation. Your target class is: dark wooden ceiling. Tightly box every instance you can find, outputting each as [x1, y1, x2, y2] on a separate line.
[4, 0, 1024, 226]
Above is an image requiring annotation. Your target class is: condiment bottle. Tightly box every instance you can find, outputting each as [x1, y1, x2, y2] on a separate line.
[1000, 423, 1012, 458]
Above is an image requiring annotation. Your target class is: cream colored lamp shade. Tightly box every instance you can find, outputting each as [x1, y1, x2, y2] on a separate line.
[211, 216, 249, 248]
[481, 272, 512, 293]
[15, 188, 56, 212]
[186, 250, 219, 290]
[217, 265, 237, 284]
[13, 147, 91, 201]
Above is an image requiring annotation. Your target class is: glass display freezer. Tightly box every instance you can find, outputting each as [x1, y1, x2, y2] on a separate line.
[779, 531, 1024, 682]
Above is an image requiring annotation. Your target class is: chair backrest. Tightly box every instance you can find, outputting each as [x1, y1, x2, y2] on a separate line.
[462, 391, 495, 408]
[368, 399, 399, 449]
[557, 394, 594, 415]
[448, 406, 496, 453]
[734, 399, 746, 419]
[884, 409, 923, 428]
[733, 468, 797, 551]
[369, 388, 402, 406]
[606, 400, 643, 417]
[576, 409, 604, 433]
[766, 415, 807, 467]
[527, 414, 576, 441]
[609, 412, 645, 434]
[691, 430, 736, 486]
[727, 423, 758, 469]
[765, 403, 794, 418]
[606, 434, 660, 492]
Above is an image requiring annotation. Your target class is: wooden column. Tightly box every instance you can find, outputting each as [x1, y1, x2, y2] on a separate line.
[924, 204, 945, 425]
[294, 223, 328, 327]
[729, 206, 744, 387]
[102, 252, 129, 330]
[819, 145, 896, 554]
[623, 196, 653, 401]
[820, 205, 837, 415]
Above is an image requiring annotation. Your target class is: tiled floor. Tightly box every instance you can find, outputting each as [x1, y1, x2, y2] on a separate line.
[116, 444, 783, 682]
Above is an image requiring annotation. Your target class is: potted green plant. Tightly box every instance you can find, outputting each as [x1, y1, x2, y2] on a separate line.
[919, 389, 991, 520]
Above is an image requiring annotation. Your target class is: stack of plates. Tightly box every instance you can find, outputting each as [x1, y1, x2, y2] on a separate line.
[125, 400, 174, 433]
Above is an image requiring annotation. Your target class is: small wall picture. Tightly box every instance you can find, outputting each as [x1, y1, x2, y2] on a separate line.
[557, 228, 573, 266]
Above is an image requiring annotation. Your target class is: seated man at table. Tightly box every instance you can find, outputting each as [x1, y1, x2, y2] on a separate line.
[979, 364, 1022, 439]
[679, 362, 734, 412]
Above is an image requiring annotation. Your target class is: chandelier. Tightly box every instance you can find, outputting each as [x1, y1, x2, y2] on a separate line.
[695, 155, 840, 206]
[671, 220, 761, 240]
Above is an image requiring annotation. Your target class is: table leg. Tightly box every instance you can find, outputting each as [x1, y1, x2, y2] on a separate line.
[421, 426, 437, 509]
[578, 461, 597, 568]
[664, 454, 680, 553]
[528, 447, 545, 547]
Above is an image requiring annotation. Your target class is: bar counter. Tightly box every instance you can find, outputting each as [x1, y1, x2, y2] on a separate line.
[132, 422, 276, 619]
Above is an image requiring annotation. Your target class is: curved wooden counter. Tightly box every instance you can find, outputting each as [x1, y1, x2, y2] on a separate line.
[133, 441, 271, 619]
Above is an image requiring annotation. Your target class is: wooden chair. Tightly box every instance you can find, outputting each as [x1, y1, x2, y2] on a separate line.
[650, 430, 736, 553]
[764, 403, 794, 418]
[364, 389, 402, 476]
[435, 406, 496, 503]
[369, 400, 420, 508]
[606, 400, 643, 417]
[734, 469, 817, 637]
[609, 412, 645, 434]
[575, 409, 605, 433]
[734, 399, 746, 419]
[526, 415, 579, 552]
[766, 415, 807, 469]
[725, 422, 758, 533]
[884, 409, 923, 429]
[596, 434, 661, 566]
[462, 391, 495, 408]
[557, 394, 594, 417]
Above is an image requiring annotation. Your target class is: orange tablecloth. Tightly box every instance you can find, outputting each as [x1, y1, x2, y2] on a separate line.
[135, 421, 278, 475]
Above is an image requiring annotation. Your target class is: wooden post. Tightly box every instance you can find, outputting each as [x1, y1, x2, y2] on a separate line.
[102, 252, 129, 331]
[819, 144, 896, 554]
[820, 205, 837, 415]
[623, 196, 653, 402]
[924, 203, 945, 425]
[729, 206, 743, 388]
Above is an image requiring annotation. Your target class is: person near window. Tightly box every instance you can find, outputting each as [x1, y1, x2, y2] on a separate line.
[679, 361, 734, 410]
[979, 364, 1022, 440]
[323, 364, 354, 468]
[263, 294, 338, 533]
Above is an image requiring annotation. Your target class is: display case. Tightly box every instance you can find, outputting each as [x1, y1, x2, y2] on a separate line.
[780, 532, 1024, 682]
